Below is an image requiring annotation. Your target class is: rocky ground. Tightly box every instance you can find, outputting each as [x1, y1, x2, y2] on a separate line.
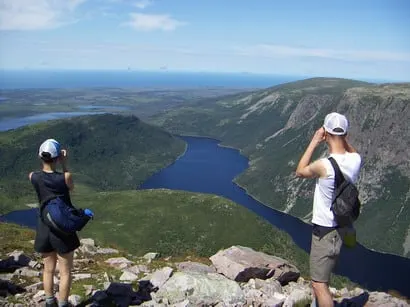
[0, 239, 408, 306]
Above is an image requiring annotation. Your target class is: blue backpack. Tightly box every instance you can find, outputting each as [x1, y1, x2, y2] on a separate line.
[41, 197, 92, 235]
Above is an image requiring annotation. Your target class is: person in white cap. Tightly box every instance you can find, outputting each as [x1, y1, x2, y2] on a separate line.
[29, 139, 79, 307]
[295, 113, 362, 307]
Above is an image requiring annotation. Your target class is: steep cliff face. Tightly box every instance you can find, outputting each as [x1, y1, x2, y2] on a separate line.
[156, 78, 410, 258]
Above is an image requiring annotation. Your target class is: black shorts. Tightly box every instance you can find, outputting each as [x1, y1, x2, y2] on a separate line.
[34, 216, 80, 255]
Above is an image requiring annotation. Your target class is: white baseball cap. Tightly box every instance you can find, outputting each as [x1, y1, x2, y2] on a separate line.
[323, 112, 349, 135]
[38, 139, 61, 159]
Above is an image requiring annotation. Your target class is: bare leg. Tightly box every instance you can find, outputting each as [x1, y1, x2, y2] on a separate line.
[42, 252, 57, 297]
[312, 281, 334, 307]
[57, 251, 74, 303]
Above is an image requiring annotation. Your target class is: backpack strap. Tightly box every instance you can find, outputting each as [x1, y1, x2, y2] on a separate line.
[328, 157, 345, 189]
[35, 172, 59, 221]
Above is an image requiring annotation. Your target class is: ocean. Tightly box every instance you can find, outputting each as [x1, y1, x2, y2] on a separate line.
[0, 70, 302, 89]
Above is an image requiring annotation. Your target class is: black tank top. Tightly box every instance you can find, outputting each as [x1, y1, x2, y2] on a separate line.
[30, 171, 72, 207]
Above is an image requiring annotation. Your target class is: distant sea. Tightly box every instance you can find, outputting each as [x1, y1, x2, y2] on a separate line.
[0, 70, 302, 89]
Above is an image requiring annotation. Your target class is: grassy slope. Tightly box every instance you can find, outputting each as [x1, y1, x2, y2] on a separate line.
[0, 114, 185, 214]
[151, 78, 410, 257]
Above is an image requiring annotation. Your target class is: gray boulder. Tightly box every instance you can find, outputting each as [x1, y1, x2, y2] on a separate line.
[25, 282, 43, 293]
[149, 267, 173, 289]
[28, 260, 41, 269]
[210, 246, 300, 284]
[283, 288, 311, 307]
[33, 290, 46, 303]
[69, 294, 82, 306]
[126, 265, 147, 275]
[242, 278, 285, 306]
[105, 257, 133, 269]
[155, 271, 245, 306]
[14, 267, 40, 278]
[119, 271, 139, 282]
[80, 238, 95, 246]
[79, 244, 98, 255]
[365, 292, 410, 307]
[143, 252, 159, 262]
[96, 248, 119, 255]
[177, 261, 216, 274]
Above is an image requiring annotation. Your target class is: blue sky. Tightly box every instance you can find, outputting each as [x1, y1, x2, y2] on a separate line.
[0, 0, 409, 80]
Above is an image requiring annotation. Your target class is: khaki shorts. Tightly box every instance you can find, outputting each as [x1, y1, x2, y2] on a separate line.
[310, 228, 343, 283]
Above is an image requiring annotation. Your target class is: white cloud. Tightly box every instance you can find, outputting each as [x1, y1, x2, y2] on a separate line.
[134, 0, 152, 9]
[125, 13, 185, 31]
[234, 44, 410, 62]
[0, 0, 86, 31]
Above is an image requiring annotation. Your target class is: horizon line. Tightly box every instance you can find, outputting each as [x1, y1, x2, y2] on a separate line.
[1, 69, 407, 83]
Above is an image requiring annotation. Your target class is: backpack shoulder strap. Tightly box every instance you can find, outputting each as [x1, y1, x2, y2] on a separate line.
[36, 172, 59, 220]
[328, 157, 345, 189]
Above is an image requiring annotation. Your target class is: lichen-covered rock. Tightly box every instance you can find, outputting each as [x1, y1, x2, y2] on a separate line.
[366, 291, 410, 307]
[119, 271, 139, 282]
[143, 252, 160, 262]
[149, 267, 173, 289]
[283, 288, 311, 307]
[68, 294, 82, 306]
[177, 261, 216, 274]
[80, 238, 95, 246]
[155, 271, 245, 306]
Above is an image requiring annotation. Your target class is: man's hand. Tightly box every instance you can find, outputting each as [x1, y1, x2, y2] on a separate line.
[295, 127, 327, 178]
[60, 149, 68, 160]
[311, 127, 326, 147]
[60, 149, 69, 172]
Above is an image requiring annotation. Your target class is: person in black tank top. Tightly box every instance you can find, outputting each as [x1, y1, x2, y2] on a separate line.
[29, 139, 79, 307]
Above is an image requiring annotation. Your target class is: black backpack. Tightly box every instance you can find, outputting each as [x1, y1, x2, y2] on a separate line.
[328, 157, 361, 226]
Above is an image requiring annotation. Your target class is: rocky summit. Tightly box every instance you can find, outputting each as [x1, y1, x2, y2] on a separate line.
[1, 239, 408, 307]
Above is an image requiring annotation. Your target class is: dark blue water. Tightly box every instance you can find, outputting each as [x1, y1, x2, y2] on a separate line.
[0, 112, 102, 131]
[0, 71, 300, 89]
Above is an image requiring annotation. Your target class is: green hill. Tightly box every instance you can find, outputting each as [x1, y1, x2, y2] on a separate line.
[152, 77, 410, 258]
[0, 114, 185, 214]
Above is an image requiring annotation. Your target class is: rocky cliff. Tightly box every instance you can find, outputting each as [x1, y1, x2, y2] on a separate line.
[154, 78, 410, 258]
[2, 237, 408, 306]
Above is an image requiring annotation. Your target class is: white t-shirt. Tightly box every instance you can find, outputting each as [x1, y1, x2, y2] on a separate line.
[312, 152, 362, 227]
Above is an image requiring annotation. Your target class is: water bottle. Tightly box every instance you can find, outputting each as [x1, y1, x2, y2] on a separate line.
[84, 209, 94, 218]
[343, 225, 356, 248]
